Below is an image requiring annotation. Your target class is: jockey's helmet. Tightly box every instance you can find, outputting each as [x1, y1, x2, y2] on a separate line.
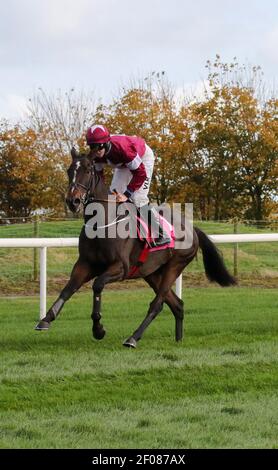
[86, 125, 110, 145]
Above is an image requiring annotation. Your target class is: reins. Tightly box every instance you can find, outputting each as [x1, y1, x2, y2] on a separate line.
[71, 166, 112, 205]
[84, 215, 131, 230]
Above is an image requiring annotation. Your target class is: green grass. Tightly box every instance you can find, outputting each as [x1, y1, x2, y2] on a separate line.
[0, 219, 83, 238]
[0, 287, 277, 449]
[0, 219, 278, 294]
[1, 218, 277, 238]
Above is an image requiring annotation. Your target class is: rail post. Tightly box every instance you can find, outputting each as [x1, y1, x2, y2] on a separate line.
[40, 246, 47, 319]
[233, 218, 239, 277]
[33, 215, 39, 281]
[176, 275, 182, 299]
[0, 235, 277, 317]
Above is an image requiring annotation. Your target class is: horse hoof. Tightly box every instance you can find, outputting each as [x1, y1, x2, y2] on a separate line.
[123, 337, 137, 348]
[175, 329, 183, 342]
[35, 320, 50, 331]
[92, 327, 106, 340]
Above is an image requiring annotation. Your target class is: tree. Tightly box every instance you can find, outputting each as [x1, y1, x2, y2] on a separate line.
[93, 73, 192, 204]
[27, 88, 96, 153]
[0, 122, 65, 217]
[25, 88, 97, 214]
[238, 97, 278, 220]
[2, 61, 276, 221]
[186, 56, 278, 220]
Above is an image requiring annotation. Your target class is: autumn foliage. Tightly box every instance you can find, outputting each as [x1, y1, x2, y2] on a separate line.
[0, 58, 277, 220]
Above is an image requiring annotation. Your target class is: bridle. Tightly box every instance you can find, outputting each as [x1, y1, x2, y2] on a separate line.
[69, 159, 133, 228]
[69, 164, 95, 205]
[69, 163, 112, 205]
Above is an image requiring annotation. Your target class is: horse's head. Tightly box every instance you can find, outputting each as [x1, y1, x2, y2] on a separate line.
[66, 147, 94, 213]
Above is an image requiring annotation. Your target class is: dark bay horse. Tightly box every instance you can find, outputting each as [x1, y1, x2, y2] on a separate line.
[35, 148, 236, 347]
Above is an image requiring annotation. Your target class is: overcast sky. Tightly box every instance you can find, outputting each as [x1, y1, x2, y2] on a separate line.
[1, 0, 277, 122]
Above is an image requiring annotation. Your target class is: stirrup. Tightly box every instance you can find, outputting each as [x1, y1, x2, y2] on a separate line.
[149, 235, 171, 248]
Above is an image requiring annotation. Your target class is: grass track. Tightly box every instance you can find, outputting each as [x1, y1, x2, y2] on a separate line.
[1, 219, 278, 294]
[0, 287, 278, 449]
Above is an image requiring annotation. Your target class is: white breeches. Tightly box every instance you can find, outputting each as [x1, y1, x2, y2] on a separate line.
[110, 145, 154, 207]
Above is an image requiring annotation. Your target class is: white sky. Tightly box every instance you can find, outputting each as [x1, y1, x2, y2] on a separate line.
[0, 0, 277, 122]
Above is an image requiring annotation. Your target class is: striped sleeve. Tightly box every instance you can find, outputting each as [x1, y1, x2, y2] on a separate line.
[126, 162, 147, 193]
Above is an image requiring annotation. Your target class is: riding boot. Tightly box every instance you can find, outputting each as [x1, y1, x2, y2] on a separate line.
[138, 205, 171, 248]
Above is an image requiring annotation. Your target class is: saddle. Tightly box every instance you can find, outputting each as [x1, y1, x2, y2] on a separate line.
[128, 208, 175, 278]
[135, 211, 174, 249]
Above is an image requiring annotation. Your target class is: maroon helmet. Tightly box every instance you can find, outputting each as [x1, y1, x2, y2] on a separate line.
[86, 125, 110, 145]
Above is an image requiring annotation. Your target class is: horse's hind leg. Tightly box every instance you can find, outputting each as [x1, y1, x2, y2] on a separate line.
[166, 291, 184, 341]
[144, 271, 184, 341]
[123, 271, 164, 348]
[35, 258, 94, 331]
[123, 263, 185, 348]
[123, 294, 164, 348]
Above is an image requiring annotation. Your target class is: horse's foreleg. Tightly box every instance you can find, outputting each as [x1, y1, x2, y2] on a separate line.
[91, 292, 106, 340]
[91, 261, 125, 340]
[35, 259, 94, 331]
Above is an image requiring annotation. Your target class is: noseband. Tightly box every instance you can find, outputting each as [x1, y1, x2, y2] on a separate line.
[70, 166, 98, 205]
[69, 161, 117, 205]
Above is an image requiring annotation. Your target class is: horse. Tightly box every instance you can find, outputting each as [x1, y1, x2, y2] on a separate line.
[35, 148, 236, 347]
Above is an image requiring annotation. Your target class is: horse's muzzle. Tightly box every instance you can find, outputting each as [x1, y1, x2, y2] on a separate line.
[66, 197, 81, 213]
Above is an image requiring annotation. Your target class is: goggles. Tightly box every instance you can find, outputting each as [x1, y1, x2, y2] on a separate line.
[89, 143, 106, 151]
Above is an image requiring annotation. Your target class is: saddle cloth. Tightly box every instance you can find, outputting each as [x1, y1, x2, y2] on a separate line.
[128, 215, 175, 278]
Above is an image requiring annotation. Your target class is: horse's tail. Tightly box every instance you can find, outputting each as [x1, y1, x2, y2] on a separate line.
[195, 227, 237, 286]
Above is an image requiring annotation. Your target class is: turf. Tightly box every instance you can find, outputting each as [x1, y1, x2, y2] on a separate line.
[0, 220, 278, 294]
[0, 287, 277, 449]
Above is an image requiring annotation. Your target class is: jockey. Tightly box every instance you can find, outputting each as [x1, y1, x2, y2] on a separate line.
[86, 124, 170, 247]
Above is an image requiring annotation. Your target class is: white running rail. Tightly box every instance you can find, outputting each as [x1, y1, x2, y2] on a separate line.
[1, 233, 278, 319]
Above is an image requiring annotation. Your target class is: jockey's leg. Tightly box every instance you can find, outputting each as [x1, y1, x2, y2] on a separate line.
[132, 146, 170, 247]
[131, 144, 154, 207]
[110, 168, 131, 194]
[137, 205, 171, 248]
[110, 144, 154, 205]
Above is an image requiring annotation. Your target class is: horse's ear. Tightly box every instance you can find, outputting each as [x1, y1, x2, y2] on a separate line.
[71, 147, 78, 160]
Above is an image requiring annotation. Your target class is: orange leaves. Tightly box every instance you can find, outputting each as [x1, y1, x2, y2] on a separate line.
[0, 122, 66, 217]
[188, 59, 278, 220]
[1, 61, 277, 220]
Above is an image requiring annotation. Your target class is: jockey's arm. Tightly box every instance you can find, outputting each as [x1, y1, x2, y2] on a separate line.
[123, 162, 147, 199]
